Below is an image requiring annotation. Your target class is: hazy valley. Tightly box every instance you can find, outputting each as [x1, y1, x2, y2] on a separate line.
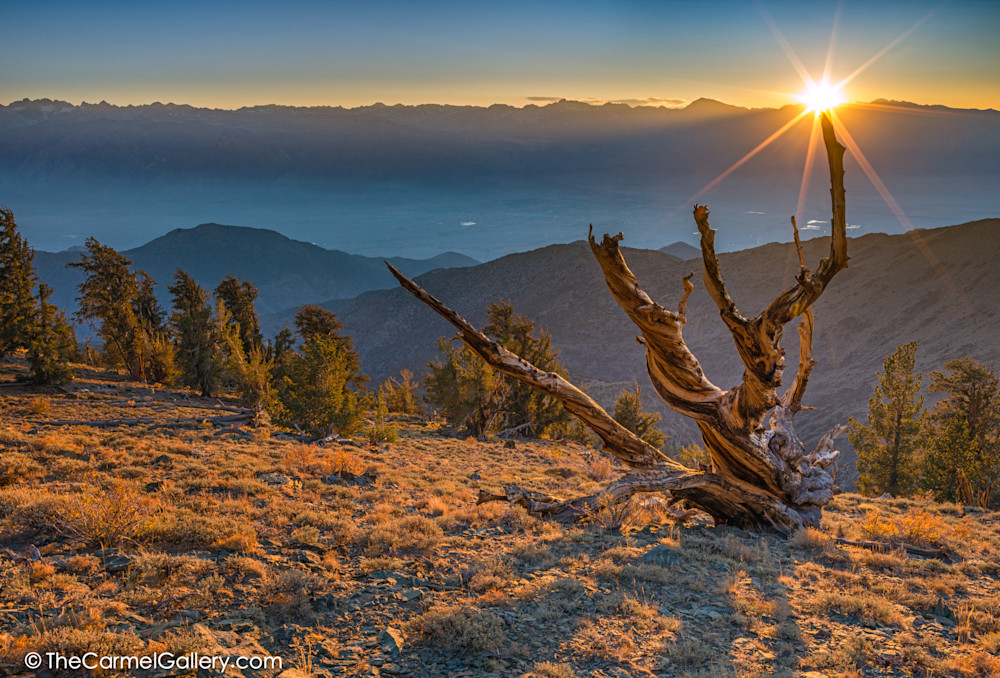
[4, 98, 998, 260]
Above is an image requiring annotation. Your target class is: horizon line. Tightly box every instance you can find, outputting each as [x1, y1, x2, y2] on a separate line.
[5, 96, 998, 115]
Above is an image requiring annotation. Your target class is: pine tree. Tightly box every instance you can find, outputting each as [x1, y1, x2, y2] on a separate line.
[613, 382, 667, 449]
[425, 337, 506, 436]
[69, 238, 144, 378]
[272, 305, 366, 436]
[294, 304, 344, 344]
[425, 302, 571, 438]
[482, 302, 572, 437]
[168, 269, 221, 396]
[292, 305, 362, 378]
[848, 341, 924, 496]
[274, 333, 364, 437]
[381, 369, 422, 415]
[216, 301, 273, 420]
[215, 276, 262, 356]
[69, 238, 174, 383]
[0, 206, 37, 359]
[135, 271, 165, 332]
[921, 357, 1000, 505]
[26, 283, 75, 384]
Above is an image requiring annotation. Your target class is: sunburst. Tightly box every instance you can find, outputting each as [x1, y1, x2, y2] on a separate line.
[673, 2, 971, 310]
[797, 78, 846, 114]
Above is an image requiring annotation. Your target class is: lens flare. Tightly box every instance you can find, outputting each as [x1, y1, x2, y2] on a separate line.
[797, 79, 846, 113]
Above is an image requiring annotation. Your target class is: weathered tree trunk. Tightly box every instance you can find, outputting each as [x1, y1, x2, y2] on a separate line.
[388, 112, 850, 533]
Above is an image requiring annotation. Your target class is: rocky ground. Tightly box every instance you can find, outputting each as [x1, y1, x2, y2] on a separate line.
[1, 360, 999, 678]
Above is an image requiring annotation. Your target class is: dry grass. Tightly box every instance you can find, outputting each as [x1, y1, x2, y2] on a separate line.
[56, 480, 151, 547]
[1, 361, 999, 677]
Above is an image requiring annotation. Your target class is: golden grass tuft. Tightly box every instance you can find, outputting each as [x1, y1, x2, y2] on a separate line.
[408, 604, 507, 653]
[57, 480, 151, 547]
[790, 526, 831, 553]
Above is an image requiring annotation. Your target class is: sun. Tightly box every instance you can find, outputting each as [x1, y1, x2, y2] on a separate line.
[798, 78, 846, 113]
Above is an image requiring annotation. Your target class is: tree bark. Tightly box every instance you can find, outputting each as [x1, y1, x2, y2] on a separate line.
[389, 112, 850, 533]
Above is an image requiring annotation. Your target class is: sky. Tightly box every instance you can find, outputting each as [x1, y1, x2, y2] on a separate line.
[2, 0, 998, 111]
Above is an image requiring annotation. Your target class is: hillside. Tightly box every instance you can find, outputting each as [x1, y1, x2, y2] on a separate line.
[658, 242, 701, 260]
[1, 363, 998, 677]
[32, 223, 478, 314]
[307, 219, 1000, 485]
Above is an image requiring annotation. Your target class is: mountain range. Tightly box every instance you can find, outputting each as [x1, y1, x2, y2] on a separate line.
[32, 223, 477, 314]
[4, 97, 997, 259]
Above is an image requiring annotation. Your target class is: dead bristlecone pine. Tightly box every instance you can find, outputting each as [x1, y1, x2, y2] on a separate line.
[389, 112, 850, 534]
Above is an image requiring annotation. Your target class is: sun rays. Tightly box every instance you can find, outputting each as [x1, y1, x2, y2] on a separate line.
[671, 2, 975, 313]
[683, 3, 948, 243]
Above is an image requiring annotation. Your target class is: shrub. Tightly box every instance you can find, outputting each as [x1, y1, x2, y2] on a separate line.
[57, 481, 150, 547]
[408, 605, 507, 653]
[859, 507, 970, 549]
[586, 454, 615, 481]
[281, 445, 365, 477]
[266, 569, 322, 621]
[366, 390, 399, 445]
[613, 382, 666, 449]
[526, 662, 577, 678]
[367, 515, 443, 554]
[381, 369, 422, 415]
[790, 526, 831, 553]
[211, 530, 260, 553]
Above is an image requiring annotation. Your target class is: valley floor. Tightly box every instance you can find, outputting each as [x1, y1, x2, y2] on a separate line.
[1, 362, 999, 678]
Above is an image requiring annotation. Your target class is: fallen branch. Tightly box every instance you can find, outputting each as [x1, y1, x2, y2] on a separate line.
[0, 440, 33, 449]
[834, 538, 956, 562]
[30, 413, 252, 428]
[496, 421, 536, 438]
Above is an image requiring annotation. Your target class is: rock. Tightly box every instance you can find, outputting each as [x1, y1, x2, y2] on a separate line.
[95, 549, 134, 573]
[339, 646, 362, 660]
[928, 597, 956, 621]
[378, 626, 405, 656]
[258, 472, 292, 487]
[878, 492, 893, 499]
[315, 592, 340, 610]
[152, 454, 171, 465]
[145, 480, 164, 492]
[469, 471, 481, 481]
[277, 670, 311, 678]
[188, 623, 219, 650]
[213, 618, 257, 632]
[315, 639, 339, 657]
[177, 609, 202, 621]
[322, 470, 377, 486]
[641, 544, 681, 567]
[401, 588, 423, 602]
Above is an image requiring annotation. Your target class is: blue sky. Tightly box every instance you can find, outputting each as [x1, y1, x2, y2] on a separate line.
[3, 0, 998, 109]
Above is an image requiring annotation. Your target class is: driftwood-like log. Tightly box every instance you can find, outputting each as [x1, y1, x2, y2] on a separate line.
[833, 538, 955, 562]
[390, 112, 850, 532]
[29, 413, 252, 428]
